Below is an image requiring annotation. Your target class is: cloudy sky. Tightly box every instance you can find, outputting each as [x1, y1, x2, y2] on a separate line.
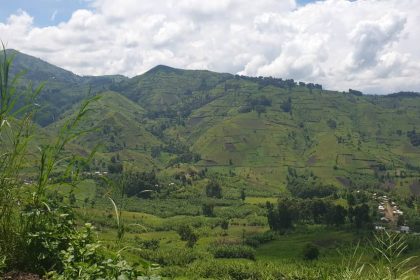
[0, 0, 419, 94]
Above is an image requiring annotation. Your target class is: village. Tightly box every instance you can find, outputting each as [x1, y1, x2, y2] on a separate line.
[374, 193, 410, 233]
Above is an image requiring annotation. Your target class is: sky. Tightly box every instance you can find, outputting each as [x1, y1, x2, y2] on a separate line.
[0, 0, 419, 94]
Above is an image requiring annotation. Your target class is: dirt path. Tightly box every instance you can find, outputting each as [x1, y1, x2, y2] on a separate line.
[384, 202, 397, 227]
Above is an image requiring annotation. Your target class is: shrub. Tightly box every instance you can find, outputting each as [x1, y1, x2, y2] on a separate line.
[202, 203, 215, 217]
[47, 224, 141, 279]
[177, 225, 199, 248]
[220, 219, 229, 230]
[205, 180, 222, 198]
[302, 243, 319, 260]
[327, 119, 337, 129]
[139, 248, 204, 266]
[0, 256, 5, 274]
[245, 231, 276, 248]
[186, 260, 286, 280]
[137, 238, 160, 250]
[212, 245, 256, 260]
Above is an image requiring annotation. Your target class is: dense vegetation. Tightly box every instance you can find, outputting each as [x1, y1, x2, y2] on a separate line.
[1, 49, 420, 279]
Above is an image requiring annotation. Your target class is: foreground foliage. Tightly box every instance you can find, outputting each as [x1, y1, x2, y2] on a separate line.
[0, 47, 142, 279]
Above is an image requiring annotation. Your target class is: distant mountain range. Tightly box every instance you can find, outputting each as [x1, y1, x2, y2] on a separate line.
[5, 49, 420, 194]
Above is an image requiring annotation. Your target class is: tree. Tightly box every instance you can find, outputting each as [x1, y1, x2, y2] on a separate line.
[353, 204, 372, 229]
[347, 193, 356, 207]
[186, 232, 198, 248]
[69, 192, 77, 206]
[255, 105, 266, 117]
[123, 171, 158, 198]
[281, 97, 292, 113]
[151, 146, 161, 158]
[310, 199, 328, 224]
[205, 180, 222, 198]
[326, 119, 337, 129]
[202, 203, 215, 217]
[349, 89, 363, 96]
[177, 225, 198, 248]
[266, 200, 294, 231]
[220, 219, 229, 230]
[266, 202, 276, 231]
[240, 188, 246, 201]
[277, 200, 293, 230]
[108, 162, 123, 174]
[326, 205, 347, 226]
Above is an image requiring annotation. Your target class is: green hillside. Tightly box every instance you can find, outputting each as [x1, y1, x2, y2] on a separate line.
[6, 49, 128, 126]
[47, 91, 163, 171]
[8, 50, 420, 194]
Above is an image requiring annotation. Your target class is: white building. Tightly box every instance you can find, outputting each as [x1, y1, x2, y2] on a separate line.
[400, 226, 410, 233]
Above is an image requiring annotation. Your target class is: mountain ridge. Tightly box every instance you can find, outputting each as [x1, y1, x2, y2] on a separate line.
[4, 49, 420, 192]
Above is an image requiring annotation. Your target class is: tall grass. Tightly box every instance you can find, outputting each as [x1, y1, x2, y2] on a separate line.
[0, 45, 42, 266]
[103, 174, 151, 244]
[0, 45, 97, 272]
[372, 231, 418, 280]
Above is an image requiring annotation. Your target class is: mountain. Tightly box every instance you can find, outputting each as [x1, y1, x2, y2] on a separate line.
[47, 91, 163, 171]
[111, 64, 233, 112]
[5, 49, 128, 126]
[6, 49, 420, 194]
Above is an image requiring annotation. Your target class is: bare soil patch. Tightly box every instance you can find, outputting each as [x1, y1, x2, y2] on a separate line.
[2, 272, 40, 280]
[224, 143, 236, 152]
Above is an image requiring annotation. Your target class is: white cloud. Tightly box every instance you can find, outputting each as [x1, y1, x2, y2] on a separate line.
[346, 13, 406, 71]
[0, 0, 419, 94]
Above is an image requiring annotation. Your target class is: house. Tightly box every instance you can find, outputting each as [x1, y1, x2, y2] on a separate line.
[400, 226, 410, 233]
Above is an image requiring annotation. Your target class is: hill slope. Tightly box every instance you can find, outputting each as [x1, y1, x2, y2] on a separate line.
[5, 49, 128, 126]
[7, 50, 420, 193]
[48, 91, 163, 171]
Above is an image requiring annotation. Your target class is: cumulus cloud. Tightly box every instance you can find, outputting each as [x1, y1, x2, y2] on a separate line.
[346, 13, 406, 71]
[0, 0, 419, 94]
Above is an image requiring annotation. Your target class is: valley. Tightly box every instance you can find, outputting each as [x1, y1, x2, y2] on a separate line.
[1, 49, 420, 279]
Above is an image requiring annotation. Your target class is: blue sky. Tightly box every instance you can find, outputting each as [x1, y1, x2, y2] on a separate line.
[0, 0, 316, 26]
[0, 0, 91, 26]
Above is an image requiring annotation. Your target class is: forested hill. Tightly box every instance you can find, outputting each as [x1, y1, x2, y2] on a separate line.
[7, 49, 420, 193]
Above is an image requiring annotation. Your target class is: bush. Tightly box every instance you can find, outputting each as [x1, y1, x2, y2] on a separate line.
[137, 238, 160, 250]
[220, 219, 229, 230]
[202, 203, 215, 217]
[212, 245, 256, 260]
[302, 243, 319, 260]
[245, 231, 276, 248]
[205, 180, 222, 198]
[327, 119, 337, 129]
[0, 256, 5, 274]
[186, 260, 286, 280]
[177, 225, 199, 247]
[47, 223, 141, 279]
[139, 248, 204, 266]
